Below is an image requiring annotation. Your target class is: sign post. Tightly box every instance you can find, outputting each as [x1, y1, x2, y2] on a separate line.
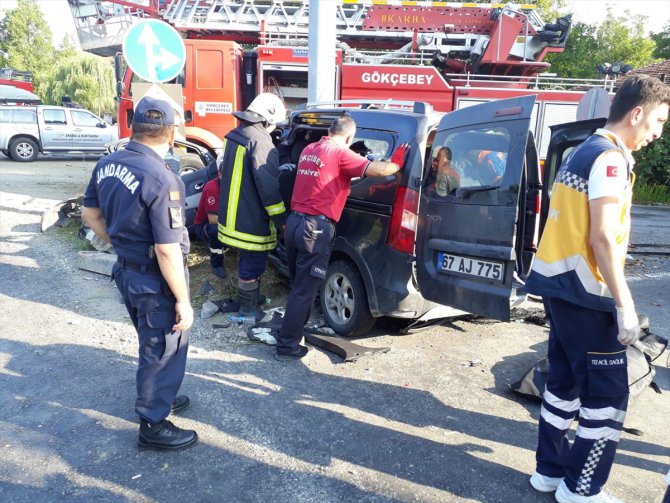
[122, 19, 186, 83]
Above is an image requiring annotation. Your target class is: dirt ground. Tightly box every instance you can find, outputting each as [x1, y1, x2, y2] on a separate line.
[1, 155, 668, 503]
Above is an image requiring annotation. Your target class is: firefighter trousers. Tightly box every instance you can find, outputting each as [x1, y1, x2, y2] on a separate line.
[536, 296, 629, 497]
[276, 212, 335, 352]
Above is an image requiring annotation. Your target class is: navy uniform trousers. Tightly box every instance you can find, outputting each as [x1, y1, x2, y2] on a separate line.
[276, 212, 335, 352]
[112, 261, 190, 424]
[192, 222, 224, 268]
[537, 296, 629, 497]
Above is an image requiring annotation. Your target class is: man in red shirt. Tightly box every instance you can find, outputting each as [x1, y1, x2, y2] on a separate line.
[190, 170, 226, 278]
[274, 115, 400, 361]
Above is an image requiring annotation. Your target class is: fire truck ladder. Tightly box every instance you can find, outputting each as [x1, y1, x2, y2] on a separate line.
[69, 0, 571, 72]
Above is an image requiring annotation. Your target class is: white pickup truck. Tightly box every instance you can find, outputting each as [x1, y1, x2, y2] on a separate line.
[0, 105, 118, 162]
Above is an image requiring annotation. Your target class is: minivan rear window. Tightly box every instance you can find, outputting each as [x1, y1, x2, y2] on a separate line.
[425, 125, 512, 198]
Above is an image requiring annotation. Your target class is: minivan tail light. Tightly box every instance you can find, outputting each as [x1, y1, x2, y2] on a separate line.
[387, 186, 419, 255]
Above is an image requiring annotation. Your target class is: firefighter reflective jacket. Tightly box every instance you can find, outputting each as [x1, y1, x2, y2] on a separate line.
[217, 122, 287, 251]
[524, 132, 634, 311]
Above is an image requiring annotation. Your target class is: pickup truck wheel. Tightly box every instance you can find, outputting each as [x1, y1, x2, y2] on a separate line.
[179, 153, 205, 175]
[9, 138, 38, 162]
[320, 260, 376, 337]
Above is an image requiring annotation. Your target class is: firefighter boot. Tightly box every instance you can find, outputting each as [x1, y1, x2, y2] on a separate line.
[237, 279, 264, 322]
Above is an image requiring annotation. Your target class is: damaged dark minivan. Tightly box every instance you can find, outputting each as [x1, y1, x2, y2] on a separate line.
[183, 96, 550, 336]
[268, 96, 543, 335]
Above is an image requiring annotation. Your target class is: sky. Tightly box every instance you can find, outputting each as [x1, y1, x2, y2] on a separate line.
[0, 0, 668, 48]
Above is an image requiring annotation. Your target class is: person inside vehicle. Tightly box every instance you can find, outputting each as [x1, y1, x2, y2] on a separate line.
[476, 149, 506, 185]
[434, 146, 460, 196]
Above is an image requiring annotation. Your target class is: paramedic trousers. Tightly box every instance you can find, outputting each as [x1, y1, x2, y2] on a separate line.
[112, 260, 190, 424]
[276, 212, 336, 353]
[536, 296, 629, 497]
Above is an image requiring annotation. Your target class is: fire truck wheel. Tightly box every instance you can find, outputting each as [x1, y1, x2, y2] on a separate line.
[320, 260, 376, 337]
[9, 137, 38, 162]
[178, 153, 205, 175]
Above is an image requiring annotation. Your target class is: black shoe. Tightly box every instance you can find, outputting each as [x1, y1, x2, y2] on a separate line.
[138, 419, 198, 451]
[273, 345, 310, 361]
[212, 265, 228, 279]
[171, 395, 190, 414]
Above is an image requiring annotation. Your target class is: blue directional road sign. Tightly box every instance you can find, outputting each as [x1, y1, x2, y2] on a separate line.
[122, 19, 186, 83]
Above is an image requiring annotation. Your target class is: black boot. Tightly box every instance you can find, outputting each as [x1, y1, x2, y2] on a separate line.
[238, 280, 264, 322]
[138, 419, 198, 450]
[211, 253, 227, 279]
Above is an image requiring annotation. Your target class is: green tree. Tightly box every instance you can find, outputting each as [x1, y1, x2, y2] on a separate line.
[0, 0, 55, 96]
[650, 23, 670, 59]
[42, 53, 116, 116]
[547, 7, 657, 79]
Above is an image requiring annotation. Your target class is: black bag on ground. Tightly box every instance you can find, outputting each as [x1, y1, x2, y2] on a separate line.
[510, 315, 667, 414]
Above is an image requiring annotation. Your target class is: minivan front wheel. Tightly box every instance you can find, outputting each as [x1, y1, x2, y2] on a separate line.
[9, 137, 38, 162]
[320, 260, 376, 337]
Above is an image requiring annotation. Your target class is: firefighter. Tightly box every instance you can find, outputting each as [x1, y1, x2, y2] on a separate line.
[274, 115, 400, 361]
[525, 75, 670, 502]
[82, 96, 197, 451]
[218, 93, 288, 319]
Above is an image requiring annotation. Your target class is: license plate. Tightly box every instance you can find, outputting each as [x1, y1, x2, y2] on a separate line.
[437, 253, 504, 282]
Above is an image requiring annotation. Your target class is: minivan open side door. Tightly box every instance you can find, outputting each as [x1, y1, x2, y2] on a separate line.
[415, 96, 537, 322]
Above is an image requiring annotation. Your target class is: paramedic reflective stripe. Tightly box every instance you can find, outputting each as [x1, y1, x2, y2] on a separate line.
[532, 255, 612, 299]
[226, 144, 246, 230]
[540, 406, 575, 431]
[579, 406, 626, 423]
[543, 390, 581, 413]
[265, 201, 286, 216]
[575, 425, 622, 442]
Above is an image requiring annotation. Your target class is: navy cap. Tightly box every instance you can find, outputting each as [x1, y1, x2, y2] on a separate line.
[133, 96, 176, 126]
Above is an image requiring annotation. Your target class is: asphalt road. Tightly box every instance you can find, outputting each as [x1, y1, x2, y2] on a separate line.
[1, 156, 668, 503]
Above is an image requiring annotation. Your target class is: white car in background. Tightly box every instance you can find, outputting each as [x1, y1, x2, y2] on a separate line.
[0, 105, 118, 162]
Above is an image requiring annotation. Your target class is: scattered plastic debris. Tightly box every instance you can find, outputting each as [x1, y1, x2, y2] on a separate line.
[200, 301, 220, 319]
[248, 327, 277, 345]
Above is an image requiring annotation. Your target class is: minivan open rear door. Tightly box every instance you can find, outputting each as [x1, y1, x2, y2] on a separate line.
[415, 96, 537, 321]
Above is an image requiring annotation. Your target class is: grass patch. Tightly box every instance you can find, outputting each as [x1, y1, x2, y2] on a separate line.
[633, 183, 670, 205]
[188, 241, 289, 309]
[54, 220, 92, 252]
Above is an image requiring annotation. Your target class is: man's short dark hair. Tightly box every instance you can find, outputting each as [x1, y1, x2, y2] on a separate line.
[329, 115, 356, 138]
[608, 74, 670, 123]
[132, 110, 173, 143]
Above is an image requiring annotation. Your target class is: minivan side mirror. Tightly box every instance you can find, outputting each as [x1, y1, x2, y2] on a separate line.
[97, 122, 107, 128]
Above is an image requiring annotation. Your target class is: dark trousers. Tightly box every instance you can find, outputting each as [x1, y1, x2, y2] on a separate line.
[536, 297, 628, 496]
[193, 222, 223, 268]
[276, 212, 335, 352]
[238, 249, 269, 281]
[112, 262, 189, 424]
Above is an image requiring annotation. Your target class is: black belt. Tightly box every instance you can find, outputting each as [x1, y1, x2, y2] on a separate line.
[292, 211, 336, 226]
[117, 255, 187, 273]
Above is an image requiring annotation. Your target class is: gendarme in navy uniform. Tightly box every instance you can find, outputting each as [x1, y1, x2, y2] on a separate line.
[82, 96, 198, 451]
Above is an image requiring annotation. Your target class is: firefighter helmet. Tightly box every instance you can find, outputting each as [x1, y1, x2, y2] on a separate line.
[233, 93, 287, 125]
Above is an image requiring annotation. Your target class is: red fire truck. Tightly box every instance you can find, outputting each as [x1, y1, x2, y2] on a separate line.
[68, 1, 615, 157]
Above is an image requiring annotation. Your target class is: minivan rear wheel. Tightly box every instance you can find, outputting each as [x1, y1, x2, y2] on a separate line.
[320, 260, 376, 337]
[9, 137, 38, 162]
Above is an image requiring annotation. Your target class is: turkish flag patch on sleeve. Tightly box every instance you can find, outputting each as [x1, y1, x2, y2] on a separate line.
[606, 165, 618, 177]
